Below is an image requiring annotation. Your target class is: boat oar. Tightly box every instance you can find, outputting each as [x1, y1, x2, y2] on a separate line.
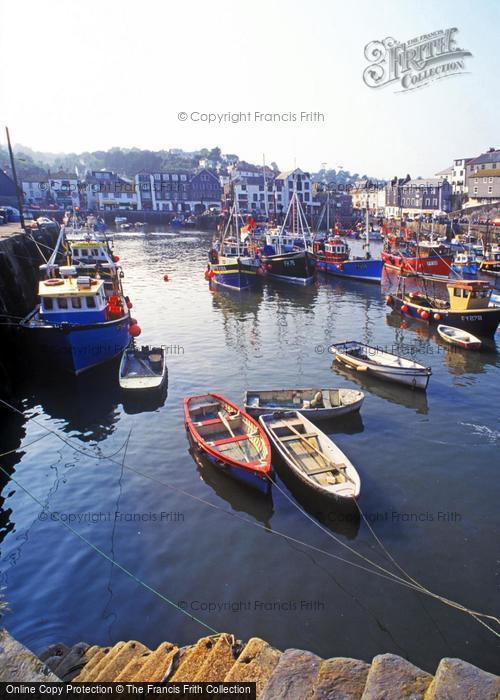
[218, 411, 250, 462]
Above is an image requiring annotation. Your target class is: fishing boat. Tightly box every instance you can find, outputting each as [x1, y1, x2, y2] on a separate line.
[479, 246, 500, 277]
[244, 387, 364, 420]
[119, 344, 168, 392]
[381, 240, 453, 276]
[207, 201, 261, 291]
[259, 411, 360, 502]
[313, 203, 383, 282]
[21, 275, 130, 374]
[259, 189, 315, 285]
[437, 325, 482, 350]
[184, 393, 272, 492]
[450, 251, 478, 277]
[330, 341, 432, 390]
[386, 278, 500, 337]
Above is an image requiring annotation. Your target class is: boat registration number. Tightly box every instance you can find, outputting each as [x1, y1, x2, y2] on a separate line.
[283, 260, 296, 268]
[463, 315, 482, 321]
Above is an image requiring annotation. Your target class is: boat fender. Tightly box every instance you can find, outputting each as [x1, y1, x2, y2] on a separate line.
[434, 313, 441, 321]
[401, 304, 409, 313]
[45, 278, 64, 286]
[421, 311, 429, 320]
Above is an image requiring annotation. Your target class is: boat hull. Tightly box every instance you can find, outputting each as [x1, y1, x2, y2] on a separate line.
[437, 325, 482, 350]
[245, 388, 364, 420]
[21, 311, 130, 375]
[191, 441, 271, 493]
[316, 257, 383, 282]
[382, 251, 453, 276]
[210, 259, 260, 291]
[388, 296, 500, 338]
[261, 250, 315, 285]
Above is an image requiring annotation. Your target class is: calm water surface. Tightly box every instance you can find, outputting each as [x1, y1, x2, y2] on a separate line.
[1, 228, 499, 674]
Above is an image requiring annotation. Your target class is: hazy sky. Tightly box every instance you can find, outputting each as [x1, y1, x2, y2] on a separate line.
[1, 0, 498, 178]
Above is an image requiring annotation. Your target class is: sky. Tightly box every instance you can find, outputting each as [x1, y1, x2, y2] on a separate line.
[0, 0, 498, 178]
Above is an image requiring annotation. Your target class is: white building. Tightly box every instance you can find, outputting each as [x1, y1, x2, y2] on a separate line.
[435, 159, 472, 195]
[351, 181, 386, 215]
[23, 173, 81, 208]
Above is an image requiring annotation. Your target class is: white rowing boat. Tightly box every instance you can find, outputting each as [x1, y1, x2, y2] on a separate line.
[330, 341, 431, 390]
[437, 325, 482, 350]
[259, 410, 360, 501]
[119, 345, 167, 392]
[244, 387, 364, 420]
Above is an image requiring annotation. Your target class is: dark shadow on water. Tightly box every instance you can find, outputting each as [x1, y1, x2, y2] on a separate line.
[120, 377, 168, 415]
[187, 436, 274, 529]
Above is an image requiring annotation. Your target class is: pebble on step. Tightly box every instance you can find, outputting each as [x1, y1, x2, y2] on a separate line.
[425, 657, 500, 700]
[260, 648, 322, 700]
[313, 657, 371, 700]
[361, 654, 433, 700]
[224, 637, 282, 696]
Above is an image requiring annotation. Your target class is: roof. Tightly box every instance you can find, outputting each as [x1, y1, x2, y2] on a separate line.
[469, 149, 500, 166]
[435, 167, 453, 177]
[469, 169, 500, 178]
[275, 168, 306, 180]
[39, 278, 104, 297]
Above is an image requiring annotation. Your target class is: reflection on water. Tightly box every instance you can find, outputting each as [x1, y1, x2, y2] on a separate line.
[0, 229, 499, 673]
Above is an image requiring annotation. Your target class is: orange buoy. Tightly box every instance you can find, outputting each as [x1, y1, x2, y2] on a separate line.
[128, 323, 141, 337]
[434, 313, 441, 321]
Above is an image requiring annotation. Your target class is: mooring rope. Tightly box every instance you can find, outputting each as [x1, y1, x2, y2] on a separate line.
[0, 396, 499, 639]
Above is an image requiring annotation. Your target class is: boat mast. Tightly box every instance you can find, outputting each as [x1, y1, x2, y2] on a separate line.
[364, 203, 370, 258]
[5, 127, 26, 231]
[263, 154, 269, 218]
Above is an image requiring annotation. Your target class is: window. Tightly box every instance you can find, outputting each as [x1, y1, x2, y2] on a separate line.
[86, 296, 96, 308]
[489, 177, 493, 183]
[154, 174, 161, 181]
[473, 186, 478, 194]
[304, 193, 310, 201]
[71, 297, 82, 309]
[488, 186, 493, 194]
[58, 298, 68, 309]
[43, 297, 53, 310]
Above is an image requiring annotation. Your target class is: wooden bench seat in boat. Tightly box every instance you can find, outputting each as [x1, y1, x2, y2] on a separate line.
[212, 434, 249, 447]
[280, 432, 318, 442]
[307, 464, 346, 477]
[197, 417, 224, 426]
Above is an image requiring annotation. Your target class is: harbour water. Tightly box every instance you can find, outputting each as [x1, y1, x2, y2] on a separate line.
[0, 228, 499, 674]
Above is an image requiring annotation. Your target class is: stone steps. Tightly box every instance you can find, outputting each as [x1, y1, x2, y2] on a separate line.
[32, 631, 500, 699]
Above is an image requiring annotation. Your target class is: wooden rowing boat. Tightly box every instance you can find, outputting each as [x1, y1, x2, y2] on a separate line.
[184, 393, 271, 492]
[244, 387, 364, 420]
[437, 325, 482, 350]
[259, 411, 360, 501]
[119, 345, 167, 392]
[330, 341, 431, 390]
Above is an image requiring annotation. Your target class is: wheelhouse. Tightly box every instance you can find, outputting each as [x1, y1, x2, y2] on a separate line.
[39, 277, 108, 321]
[447, 281, 492, 311]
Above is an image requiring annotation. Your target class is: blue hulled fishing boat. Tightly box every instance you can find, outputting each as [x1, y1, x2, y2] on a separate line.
[21, 227, 131, 374]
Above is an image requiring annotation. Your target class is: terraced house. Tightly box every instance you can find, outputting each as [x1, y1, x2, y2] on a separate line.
[135, 168, 221, 213]
[465, 148, 500, 206]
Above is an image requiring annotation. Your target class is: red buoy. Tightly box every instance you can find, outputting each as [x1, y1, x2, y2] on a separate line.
[113, 255, 120, 263]
[204, 270, 210, 281]
[163, 274, 169, 282]
[421, 311, 429, 320]
[126, 301, 133, 309]
[128, 324, 141, 337]
[401, 304, 409, 313]
[130, 317, 138, 325]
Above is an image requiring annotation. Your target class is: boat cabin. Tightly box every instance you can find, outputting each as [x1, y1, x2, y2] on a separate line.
[38, 277, 109, 323]
[417, 242, 451, 258]
[446, 281, 492, 311]
[70, 240, 112, 265]
[324, 237, 349, 262]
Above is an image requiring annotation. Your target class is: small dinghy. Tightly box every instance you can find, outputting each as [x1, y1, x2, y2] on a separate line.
[184, 393, 272, 492]
[330, 341, 431, 390]
[119, 345, 167, 392]
[260, 411, 360, 501]
[437, 325, 482, 350]
[244, 387, 364, 420]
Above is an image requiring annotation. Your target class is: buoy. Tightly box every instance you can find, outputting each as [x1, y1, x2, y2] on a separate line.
[163, 274, 169, 282]
[266, 264, 272, 270]
[401, 304, 409, 313]
[204, 270, 210, 281]
[113, 255, 120, 262]
[421, 310, 429, 320]
[434, 313, 441, 321]
[126, 301, 133, 309]
[130, 317, 138, 325]
[128, 324, 141, 337]
[209, 270, 215, 279]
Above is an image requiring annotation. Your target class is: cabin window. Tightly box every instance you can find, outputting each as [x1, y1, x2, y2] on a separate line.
[92, 249, 98, 256]
[58, 297, 68, 309]
[87, 296, 96, 308]
[71, 297, 82, 309]
[43, 297, 53, 311]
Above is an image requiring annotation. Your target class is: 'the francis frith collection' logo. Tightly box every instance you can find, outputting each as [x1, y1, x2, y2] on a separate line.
[363, 28, 472, 93]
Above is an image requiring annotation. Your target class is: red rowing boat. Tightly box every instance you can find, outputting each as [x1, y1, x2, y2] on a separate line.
[184, 393, 272, 492]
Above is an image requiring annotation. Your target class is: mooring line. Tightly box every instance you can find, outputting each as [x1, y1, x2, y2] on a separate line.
[1, 396, 499, 639]
[0, 459, 220, 637]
